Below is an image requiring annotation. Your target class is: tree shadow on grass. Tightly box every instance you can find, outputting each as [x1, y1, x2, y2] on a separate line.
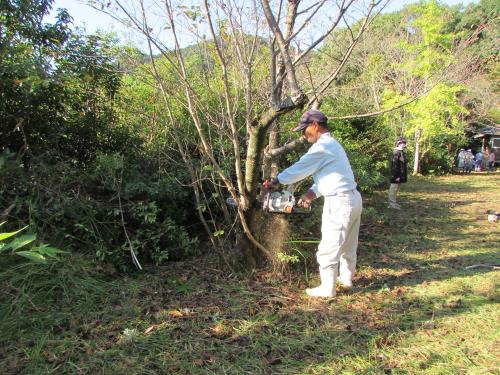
[145, 268, 497, 374]
[2, 247, 497, 374]
[215, 176, 500, 373]
[2, 176, 498, 374]
[230, 294, 495, 374]
[219, 207, 498, 374]
[404, 175, 495, 194]
[357, 187, 498, 287]
[237, 177, 494, 372]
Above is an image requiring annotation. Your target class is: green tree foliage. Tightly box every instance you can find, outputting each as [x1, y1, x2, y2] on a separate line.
[54, 32, 134, 162]
[1, 1, 200, 270]
[455, 0, 499, 66]
[370, 1, 469, 174]
[383, 83, 466, 173]
[0, 0, 71, 157]
[401, 0, 455, 78]
[1, 0, 497, 270]
[453, 0, 499, 130]
[309, 0, 493, 176]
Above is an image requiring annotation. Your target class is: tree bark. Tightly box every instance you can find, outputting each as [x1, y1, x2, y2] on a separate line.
[413, 128, 422, 175]
[263, 121, 280, 179]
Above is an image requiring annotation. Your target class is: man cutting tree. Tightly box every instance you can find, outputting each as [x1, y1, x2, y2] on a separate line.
[270, 110, 362, 298]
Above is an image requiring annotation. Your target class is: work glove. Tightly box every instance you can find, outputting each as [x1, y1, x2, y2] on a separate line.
[298, 190, 316, 209]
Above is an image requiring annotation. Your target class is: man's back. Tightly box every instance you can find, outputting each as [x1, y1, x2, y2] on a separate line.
[277, 133, 356, 197]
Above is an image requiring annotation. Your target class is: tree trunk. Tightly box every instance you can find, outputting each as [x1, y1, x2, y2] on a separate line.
[263, 121, 280, 179]
[245, 126, 268, 203]
[233, 205, 290, 269]
[236, 121, 291, 269]
[413, 129, 422, 175]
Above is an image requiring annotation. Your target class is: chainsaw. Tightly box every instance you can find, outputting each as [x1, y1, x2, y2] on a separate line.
[261, 180, 313, 214]
[226, 181, 311, 214]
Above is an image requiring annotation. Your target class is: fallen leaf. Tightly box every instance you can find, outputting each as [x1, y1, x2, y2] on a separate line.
[42, 351, 57, 363]
[264, 350, 282, 365]
[168, 310, 183, 317]
[144, 325, 157, 335]
[193, 358, 204, 366]
[167, 365, 179, 372]
[212, 323, 224, 334]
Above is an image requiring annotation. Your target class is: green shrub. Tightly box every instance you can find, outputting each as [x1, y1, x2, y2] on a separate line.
[0, 223, 64, 263]
[0, 153, 200, 271]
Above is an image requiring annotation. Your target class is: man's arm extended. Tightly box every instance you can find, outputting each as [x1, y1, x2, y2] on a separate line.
[277, 150, 324, 185]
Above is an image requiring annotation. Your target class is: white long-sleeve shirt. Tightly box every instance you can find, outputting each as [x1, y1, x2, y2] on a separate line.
[277, 132, 356, 197]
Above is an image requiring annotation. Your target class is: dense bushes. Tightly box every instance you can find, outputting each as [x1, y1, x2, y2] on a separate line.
[1, 2, 201, 270]
[0, 151, 200, 271]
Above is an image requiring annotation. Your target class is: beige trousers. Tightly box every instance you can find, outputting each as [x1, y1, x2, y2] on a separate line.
[316, 190, 362, 292]
[388, 183, 400, 205]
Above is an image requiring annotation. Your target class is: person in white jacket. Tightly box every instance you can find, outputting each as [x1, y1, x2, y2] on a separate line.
[270, 109, 362, 298]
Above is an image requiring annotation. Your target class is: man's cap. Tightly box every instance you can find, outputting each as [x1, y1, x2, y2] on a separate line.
[293, 109, 328, 132]
[395, 137, 407, 146]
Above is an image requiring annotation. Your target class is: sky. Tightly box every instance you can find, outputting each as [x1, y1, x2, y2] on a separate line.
[48, 0, 480, 50]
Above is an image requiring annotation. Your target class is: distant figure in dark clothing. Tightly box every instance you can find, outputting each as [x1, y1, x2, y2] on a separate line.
[388, 137, 408, 210]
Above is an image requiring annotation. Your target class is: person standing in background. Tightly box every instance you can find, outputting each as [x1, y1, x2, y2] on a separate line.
[457, 148, 466, 173]
[488, 148, 496, 172]
[465, 149, 474, 174]
[388, 137, 408, 210]
[474, 150, 483, 172]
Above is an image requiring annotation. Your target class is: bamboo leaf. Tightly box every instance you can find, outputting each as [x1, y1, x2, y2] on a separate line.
[8, 233, 37, 251]
[0, 226, 28, 242]
[34, 244, 65, 258]
[16, 251, 47, 263]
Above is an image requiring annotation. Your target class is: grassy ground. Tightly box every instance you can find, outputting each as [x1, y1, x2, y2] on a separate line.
[1, 175, 499, 374]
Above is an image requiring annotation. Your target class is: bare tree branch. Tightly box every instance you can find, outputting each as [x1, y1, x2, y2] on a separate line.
[309, 0, 389, 106]
[291, 0, 352, 67]
[203, 0, 246, 204]
[261, 0, 305, 103]
[265, 136, 306, 159]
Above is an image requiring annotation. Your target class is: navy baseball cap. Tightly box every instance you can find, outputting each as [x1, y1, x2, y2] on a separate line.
[293, 109, 328, 132]
[395, 137, 407, 146]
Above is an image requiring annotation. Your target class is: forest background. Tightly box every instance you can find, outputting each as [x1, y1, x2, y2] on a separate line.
[1, 0, 498, 269]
